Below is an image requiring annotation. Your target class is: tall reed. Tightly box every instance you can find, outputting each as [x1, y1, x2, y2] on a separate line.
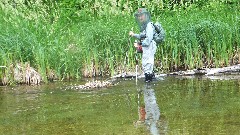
[0, 1, 239, 83]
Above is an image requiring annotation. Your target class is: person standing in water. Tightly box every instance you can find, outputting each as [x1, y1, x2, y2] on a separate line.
[129, 8, 157, 82]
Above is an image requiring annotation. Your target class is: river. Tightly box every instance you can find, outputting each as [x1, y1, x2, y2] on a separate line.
[1, 76, 240, 135]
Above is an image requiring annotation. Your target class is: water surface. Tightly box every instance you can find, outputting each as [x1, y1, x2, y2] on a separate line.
[0, 76, 240, 135]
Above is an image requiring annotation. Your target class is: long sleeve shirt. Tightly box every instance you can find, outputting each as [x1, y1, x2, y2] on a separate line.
[133, 22, 154, 47]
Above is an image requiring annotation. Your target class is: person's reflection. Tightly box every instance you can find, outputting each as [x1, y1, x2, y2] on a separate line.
[135, 83, 167, 135]
[144, 83, 160, 134]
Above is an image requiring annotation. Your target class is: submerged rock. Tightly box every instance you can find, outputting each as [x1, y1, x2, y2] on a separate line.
[69, 80, 117, 90]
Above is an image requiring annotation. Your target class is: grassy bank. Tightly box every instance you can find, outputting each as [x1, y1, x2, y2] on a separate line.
[0, 1, 239, 84]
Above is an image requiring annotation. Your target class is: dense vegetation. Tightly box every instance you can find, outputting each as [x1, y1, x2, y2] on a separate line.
[0, 0, 239, 83]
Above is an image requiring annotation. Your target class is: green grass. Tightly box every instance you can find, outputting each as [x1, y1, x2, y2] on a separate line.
[0, 1, 239, 83]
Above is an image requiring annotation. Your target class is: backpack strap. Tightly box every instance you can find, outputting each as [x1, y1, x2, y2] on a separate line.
[150, 22, 155, 29]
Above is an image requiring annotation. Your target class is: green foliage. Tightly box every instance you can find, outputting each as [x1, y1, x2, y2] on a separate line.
[0, 0, 239, 82]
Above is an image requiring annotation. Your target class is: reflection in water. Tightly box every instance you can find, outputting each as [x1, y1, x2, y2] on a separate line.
[2, 78, 240, 134]
[135, 83, 167, 135]
[144, 83, 160, 135]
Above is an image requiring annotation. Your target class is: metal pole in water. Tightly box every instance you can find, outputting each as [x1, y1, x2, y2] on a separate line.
[138, 91, 141, 121]
[135, 47, 138, 86]
[136, 64, 138, 85]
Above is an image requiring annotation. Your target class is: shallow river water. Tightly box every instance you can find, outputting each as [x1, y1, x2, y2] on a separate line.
[1, 76, 240, 135]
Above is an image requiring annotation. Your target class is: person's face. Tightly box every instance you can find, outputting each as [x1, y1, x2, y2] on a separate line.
[138, 13, 146, 23]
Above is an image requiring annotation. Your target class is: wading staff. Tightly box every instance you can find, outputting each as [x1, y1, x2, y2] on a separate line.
[134, 39, 143, 85]
[128, 29, 141, 118]
[134, 40, 142, 122]
[128, 33, 141, 121]
[135, 44, 139, 85]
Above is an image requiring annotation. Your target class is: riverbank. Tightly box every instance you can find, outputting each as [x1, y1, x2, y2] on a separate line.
[2, 62, 240, 86]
